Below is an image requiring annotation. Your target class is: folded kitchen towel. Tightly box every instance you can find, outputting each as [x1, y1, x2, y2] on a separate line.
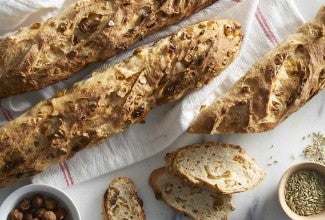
[0, 0, 304, 188]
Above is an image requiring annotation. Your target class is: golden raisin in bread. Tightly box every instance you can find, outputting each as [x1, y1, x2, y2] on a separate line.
[165, 142, 265, 194]
[188, 6, 325, 134]
[0, 0, 218, 97]
[0, 19, 242, 187]
[104, 177, 145, 220]
[149, 167, 235, 220]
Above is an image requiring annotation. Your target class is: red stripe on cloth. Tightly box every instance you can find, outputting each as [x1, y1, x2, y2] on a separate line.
[0, 99, 13, 121]
[63, 161, 74, 185]
[0, 100, 72, 186]
[59, 162, 70, 186]
[255, 7, 279, 46]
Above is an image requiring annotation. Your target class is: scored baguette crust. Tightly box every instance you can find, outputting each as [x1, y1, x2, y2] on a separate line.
[149, 167, 235, 220]
[103, 177, 145, 220]
[188, 6, 325, 134]
[165, 142, 265, 194]
[0, 0, 218, 97]
[0, 19, 243, 187]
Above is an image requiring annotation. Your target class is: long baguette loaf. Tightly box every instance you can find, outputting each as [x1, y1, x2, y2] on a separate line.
[0, 19, 242, 187]
[0, 0, 217, 97]
[188, 6, 325, 134]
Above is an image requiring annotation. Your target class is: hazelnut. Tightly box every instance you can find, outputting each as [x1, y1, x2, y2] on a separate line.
[33, 218, 40, 220]
[35, 208, 46, 218]
[32, 194, 44, 208]
[213, 196, 224, 209]
[54, 207, 67, 220]
[44, 198, 57, 211]
[10, 209, 23, 220]
[23, 213, 33, 220]
[41, 211, 57, 220]
[18, 198, 32, 211]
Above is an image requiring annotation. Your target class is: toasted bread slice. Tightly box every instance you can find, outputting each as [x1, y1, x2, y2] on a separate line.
[149, 167, 234, 220]
[103, 177, 145, 220]
[165, 142, 265, 194]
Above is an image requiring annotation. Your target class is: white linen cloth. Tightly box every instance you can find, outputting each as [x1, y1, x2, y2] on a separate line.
[0, 0, 304, 188]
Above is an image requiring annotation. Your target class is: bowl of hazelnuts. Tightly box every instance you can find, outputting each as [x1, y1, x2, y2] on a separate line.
[0, 184, 80, 220]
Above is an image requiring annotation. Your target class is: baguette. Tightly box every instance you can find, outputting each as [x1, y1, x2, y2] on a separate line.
[149, 167, 235, 220]
[165, 142, 265, 194]
[188, 6, 325, 134]
[0, 0, 218, 97]
[0, 19, 242, 187]
[103, 177, 145, 220]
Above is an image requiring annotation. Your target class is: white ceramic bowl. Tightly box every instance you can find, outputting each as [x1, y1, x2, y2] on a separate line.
[0, 184, 80, 220]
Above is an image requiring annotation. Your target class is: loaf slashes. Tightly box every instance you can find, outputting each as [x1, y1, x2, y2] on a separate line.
[188, 6, 325, 134]
[0, 0, 218, 97]
[0, 19, 242, 187]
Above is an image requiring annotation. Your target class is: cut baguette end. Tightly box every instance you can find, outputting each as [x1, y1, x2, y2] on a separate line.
[165, 142, 265, 194]
[103, 177, 145, 220]
[149, 167, 235, 220]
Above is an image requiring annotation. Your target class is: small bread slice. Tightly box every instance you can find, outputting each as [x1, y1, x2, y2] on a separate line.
[103, 177, 145, 220]
[165, 142, 265, 194]
[149, 167, 235, 220]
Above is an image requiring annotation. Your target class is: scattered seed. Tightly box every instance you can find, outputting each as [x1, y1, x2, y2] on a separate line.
[302, 132, 325, 165]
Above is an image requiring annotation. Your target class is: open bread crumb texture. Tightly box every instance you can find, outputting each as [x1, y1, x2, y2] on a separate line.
[104, 177, 145, 220]
[166, 143, 265, 194]
[150, 168, 235, 220]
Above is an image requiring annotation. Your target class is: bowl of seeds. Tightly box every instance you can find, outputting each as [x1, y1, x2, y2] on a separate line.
[278, 162, 325, 220]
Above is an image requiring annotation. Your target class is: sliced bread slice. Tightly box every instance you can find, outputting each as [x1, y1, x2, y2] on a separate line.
[149, 167, 235, 220]
[103, 177, 145, 220]
[165, 142, 265, 194]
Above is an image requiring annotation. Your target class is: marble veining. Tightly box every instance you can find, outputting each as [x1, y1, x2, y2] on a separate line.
[247, 198, 259, 220]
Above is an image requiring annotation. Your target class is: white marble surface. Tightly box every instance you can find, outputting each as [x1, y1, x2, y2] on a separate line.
[1, 1, 325, 220]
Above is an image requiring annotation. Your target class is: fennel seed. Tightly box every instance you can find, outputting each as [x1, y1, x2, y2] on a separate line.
[285, 169, 325, 216]
[302, 132, 325, 165]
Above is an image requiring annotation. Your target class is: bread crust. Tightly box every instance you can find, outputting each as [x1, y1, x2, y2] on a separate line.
[0, 19, 242, 187]
[188, 6, 325, 134]
[0, 0, 218, 97]
[149, 167, 235, 220]
[149, 168, 189, 217]
[165, 142, 265, 194]
[103, 177, 145, 220]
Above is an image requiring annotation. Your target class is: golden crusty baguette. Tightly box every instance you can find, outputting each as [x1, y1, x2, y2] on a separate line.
[0, 0, 218, 97]
[188, 6, 325, 134]
[0, 19, 242, 187]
